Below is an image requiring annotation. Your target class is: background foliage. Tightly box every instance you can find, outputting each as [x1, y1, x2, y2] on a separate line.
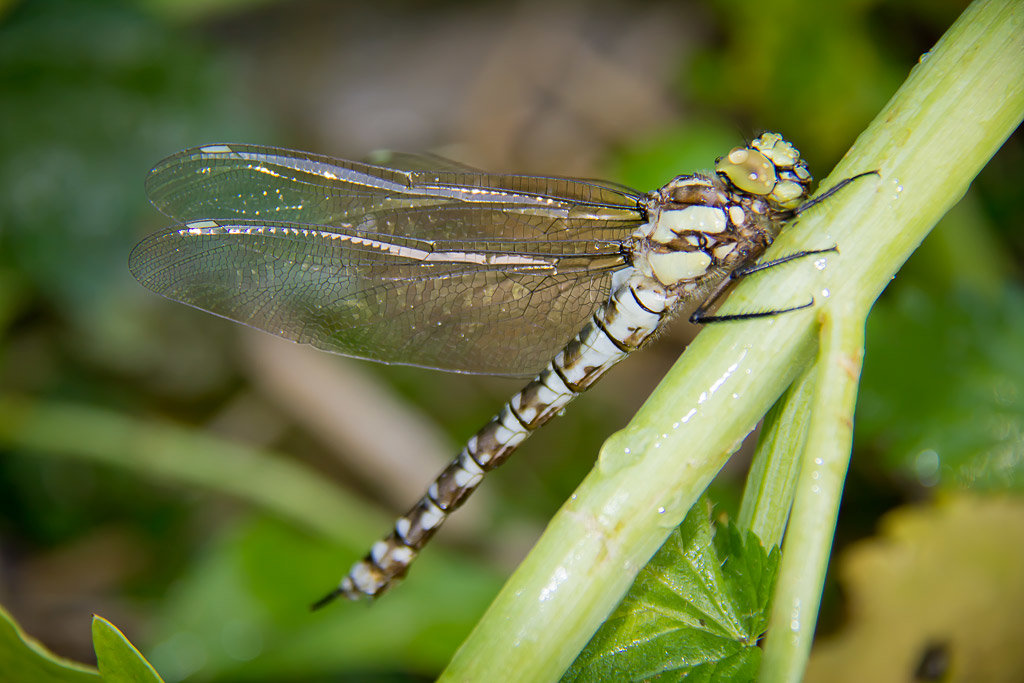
[0, 0, 1020, 680]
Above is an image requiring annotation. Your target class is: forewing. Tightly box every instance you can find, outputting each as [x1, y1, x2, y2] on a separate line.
[129, 204, 640, 376]
[146, 144, 642, 226]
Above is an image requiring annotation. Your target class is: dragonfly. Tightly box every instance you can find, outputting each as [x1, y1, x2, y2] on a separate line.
[130, 133, 852, 607]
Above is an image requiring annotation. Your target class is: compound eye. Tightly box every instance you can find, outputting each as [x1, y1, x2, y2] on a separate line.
[716, 146, 777, 195]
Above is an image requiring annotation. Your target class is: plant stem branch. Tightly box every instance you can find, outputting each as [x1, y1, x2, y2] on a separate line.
[758, 306, 866, 683]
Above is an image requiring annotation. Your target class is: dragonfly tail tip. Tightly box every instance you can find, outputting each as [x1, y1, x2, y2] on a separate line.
[310, 587, 344, 611]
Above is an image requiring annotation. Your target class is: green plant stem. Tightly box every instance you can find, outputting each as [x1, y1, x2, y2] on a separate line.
[758, 306, 866, 683]
[442, 1, 1024, 680]
[737, 364, 816, 547]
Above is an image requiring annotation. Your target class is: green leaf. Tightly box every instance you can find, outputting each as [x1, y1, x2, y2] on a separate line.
[564, 502, 779, 682]
[92, 616, 164, 683]
[0, 603, 100, 683]
[858, 286, 1024, 490]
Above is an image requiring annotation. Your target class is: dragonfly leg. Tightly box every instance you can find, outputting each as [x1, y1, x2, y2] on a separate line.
[692, 169, 877, 325]
[792, 170, 879, 216]
[688, 246, 835, 324]
[730, 245, 837, 278]
[690, 297, 815, 324]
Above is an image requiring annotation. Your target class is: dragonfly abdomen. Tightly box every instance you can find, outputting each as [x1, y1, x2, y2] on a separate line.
[329, 267, 675, 601]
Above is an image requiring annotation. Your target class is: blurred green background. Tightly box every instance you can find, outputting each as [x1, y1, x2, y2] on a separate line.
[0, 0, 1021, 680]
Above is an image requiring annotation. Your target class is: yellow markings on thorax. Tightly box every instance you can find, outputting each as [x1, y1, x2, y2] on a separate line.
[651, 205, 727, 244]
[648, 250, 712, 286]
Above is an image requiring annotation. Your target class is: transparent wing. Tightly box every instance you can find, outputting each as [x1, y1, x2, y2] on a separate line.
[130, 204, 640, 376]
[136, 145, 646, 376]
[145, 143, 643, 226]
[363, 150, 485, 173]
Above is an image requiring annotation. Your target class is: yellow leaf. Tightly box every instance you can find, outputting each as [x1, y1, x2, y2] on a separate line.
[807, 495, 1024, 683]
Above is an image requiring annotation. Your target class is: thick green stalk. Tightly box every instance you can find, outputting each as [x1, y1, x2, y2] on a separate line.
[442, 1, 1024, 680]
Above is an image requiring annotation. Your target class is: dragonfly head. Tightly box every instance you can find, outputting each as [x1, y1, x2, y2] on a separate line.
[715, 133, 812, 211]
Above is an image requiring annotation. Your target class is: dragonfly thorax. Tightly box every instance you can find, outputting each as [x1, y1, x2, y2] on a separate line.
[631, 133, 813, 297]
